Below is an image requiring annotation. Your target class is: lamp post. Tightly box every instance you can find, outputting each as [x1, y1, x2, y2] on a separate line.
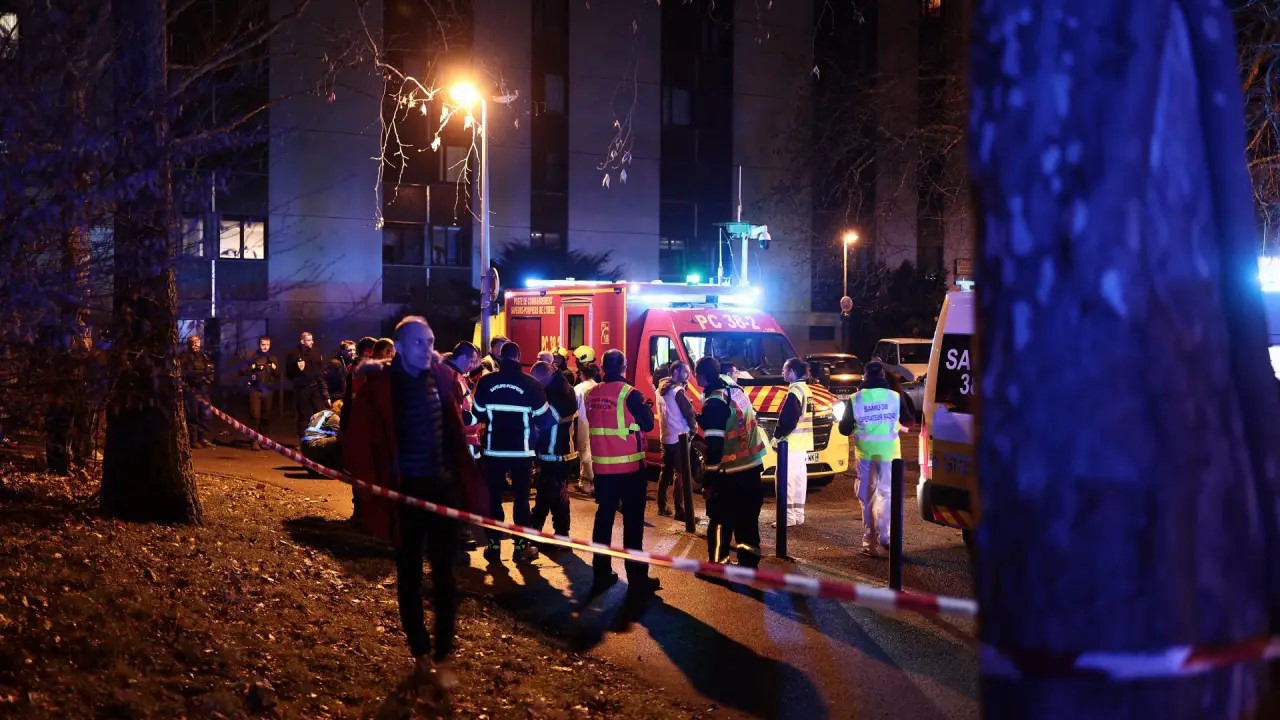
[841, 230, 858, 353]
[450, 82, 491, 349]
[842, 230, 858, 298]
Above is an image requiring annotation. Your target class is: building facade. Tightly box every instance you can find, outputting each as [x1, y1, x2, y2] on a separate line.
[176, 0, 828, 368]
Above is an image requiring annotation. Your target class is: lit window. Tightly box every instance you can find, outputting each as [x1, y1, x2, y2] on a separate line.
[219, 217, 266, 260]
[922, 0, 942, 16]
[0, 13, 17, 61]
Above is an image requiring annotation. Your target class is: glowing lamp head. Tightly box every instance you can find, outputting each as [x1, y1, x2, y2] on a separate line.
[449, 82, 481, 109]
[842, 231, 859, 246]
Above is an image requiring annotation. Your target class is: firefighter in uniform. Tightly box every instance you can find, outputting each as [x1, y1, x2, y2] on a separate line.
[837, 360, 905, 557]
[529, 361, 578, 539]
[771, 357, 814, 527]
[695, 356, 768, 567]
[585, 348, 659, 596]
[180, 335, 216, 448]
[472, 341, 549, 564]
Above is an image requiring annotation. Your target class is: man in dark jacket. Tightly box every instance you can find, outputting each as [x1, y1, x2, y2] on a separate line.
[180, 335, 216, 448]
[239, 335, 280, 450]
[325, 339, 357, 400]
[343, 316, 475, 691]
[472, 341, 549, 564]
[529, 361, 578, 540]
[285, 331, 329, 437]
[479, 336, 507, 375]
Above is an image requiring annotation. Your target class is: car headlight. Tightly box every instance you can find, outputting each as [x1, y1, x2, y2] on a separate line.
[831, 400, 846, 423]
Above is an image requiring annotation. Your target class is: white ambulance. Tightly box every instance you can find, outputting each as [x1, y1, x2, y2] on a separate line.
[917, 288, 977, 543]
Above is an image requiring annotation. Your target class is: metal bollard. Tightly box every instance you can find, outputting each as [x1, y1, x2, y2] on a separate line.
[776, 440, 788, 559]
[679, 433, 696, 534]
[889, 458, 904, 590]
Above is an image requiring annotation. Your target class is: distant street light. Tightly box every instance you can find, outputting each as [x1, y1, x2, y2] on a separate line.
[450, 81, 492, 348]
[841, 231, 858, 353]
[842, 231, 858, 298]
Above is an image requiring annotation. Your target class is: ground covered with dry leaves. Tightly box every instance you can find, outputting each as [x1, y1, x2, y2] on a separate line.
[0, 453, 702, 719]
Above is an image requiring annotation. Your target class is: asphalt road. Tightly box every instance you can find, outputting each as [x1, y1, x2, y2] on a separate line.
[199, 422, 979, 720]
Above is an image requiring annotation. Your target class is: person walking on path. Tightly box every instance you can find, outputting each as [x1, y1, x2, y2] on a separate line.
[837, 359, 906, 557]
[343, 316, 476, 690]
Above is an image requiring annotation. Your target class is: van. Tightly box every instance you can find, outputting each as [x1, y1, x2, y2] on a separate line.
[917, 289, 977, 541]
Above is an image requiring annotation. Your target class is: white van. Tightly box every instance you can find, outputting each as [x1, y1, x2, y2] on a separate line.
[917, 289, 977, 541]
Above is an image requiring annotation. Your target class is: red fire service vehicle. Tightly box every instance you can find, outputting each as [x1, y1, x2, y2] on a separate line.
[481, 279, 851, 485]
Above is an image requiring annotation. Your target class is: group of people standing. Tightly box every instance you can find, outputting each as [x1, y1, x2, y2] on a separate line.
[179, 317, 906, 690]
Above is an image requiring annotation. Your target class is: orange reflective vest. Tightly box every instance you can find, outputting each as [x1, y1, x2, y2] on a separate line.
[585, 381, 643, 475]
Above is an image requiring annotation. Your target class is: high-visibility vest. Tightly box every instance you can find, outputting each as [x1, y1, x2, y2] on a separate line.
[784, 381, 815, 452]
[454, 371, 482, 458]
[585, 381, 643, 474]
[704, 386, 768, 473]
[851, 387, 901, 461]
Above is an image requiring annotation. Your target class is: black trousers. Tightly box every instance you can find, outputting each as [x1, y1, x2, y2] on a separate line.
[396, 477, 460, 661]
[183, 387, 211, 443]
[658, 440, 688, 514]
[293, 385, 326, 437]
[483, 456, 534, 545]
[531, 459, 572, 535]
[248, 388, 273, 436]
[592, 470, 649, 581]
[705, 465, 764, 568]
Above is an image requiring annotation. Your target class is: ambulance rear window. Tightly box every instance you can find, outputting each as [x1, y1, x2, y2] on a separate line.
[931, 333, 974, 414]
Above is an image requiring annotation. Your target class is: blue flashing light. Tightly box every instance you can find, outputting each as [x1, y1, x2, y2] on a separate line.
[523, 277, 542, 288]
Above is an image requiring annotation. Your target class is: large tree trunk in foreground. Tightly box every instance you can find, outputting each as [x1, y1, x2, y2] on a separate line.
[101, 0, 202, 524]
[971, 0, 1279, 716]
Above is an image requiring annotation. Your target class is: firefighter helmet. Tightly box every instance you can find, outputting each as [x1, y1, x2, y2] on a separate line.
[573, 345, 596, 364]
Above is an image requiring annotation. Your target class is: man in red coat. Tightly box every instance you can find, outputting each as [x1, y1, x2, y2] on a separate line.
[343, 316, 480, 689]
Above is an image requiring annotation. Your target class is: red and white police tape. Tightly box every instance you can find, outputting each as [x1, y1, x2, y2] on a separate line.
[200, 397, 1280, 680]
[198, 397, 976, 618]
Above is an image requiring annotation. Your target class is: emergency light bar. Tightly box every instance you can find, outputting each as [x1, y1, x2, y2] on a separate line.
[518, 278, 763, 309]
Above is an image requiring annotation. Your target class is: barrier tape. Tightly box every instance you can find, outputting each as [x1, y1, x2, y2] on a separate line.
[198, 397, 1280, 679]
[197, 397, 976, 618]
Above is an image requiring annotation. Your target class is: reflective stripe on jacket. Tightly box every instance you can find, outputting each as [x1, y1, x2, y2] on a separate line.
[852, 387, 902, 461]
[585, 381, 643, 474]
[704, 386, 767, 473]
[784, 381, 815, 452]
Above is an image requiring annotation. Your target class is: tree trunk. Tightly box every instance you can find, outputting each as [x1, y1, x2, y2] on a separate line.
[101, 0, 202, 525]
[971, 0, 1279, 716]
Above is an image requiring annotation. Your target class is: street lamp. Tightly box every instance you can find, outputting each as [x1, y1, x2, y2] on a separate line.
[450, 81, 492, 349]
[841, 231, 858, 353]
[841, 230, 858, 298]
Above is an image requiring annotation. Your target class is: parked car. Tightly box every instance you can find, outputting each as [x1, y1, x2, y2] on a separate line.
[809, 349, 923, 423]
[869, 338, 931, 422]
[805, 353, 863, 399]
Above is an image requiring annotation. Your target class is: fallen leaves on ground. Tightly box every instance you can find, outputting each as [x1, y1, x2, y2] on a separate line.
[0, 453, 701, 719]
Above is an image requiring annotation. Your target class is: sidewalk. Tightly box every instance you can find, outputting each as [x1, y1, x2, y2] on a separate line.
[194, 420, 980, 720]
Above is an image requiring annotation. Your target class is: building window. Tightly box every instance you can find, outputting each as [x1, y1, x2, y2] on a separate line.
[922, 0, 942, 16]
[700, 18, 730, 55]
[218, 217, 265, 259]
[181, 216, 205, 257]
[383, 223, 426, 265]
[543, 73, 566, 115]
[0, 13, 16, 61]
[532, 0, 568, 43]
[662, 86, 691, 126]
[429, 224, 469, 266]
